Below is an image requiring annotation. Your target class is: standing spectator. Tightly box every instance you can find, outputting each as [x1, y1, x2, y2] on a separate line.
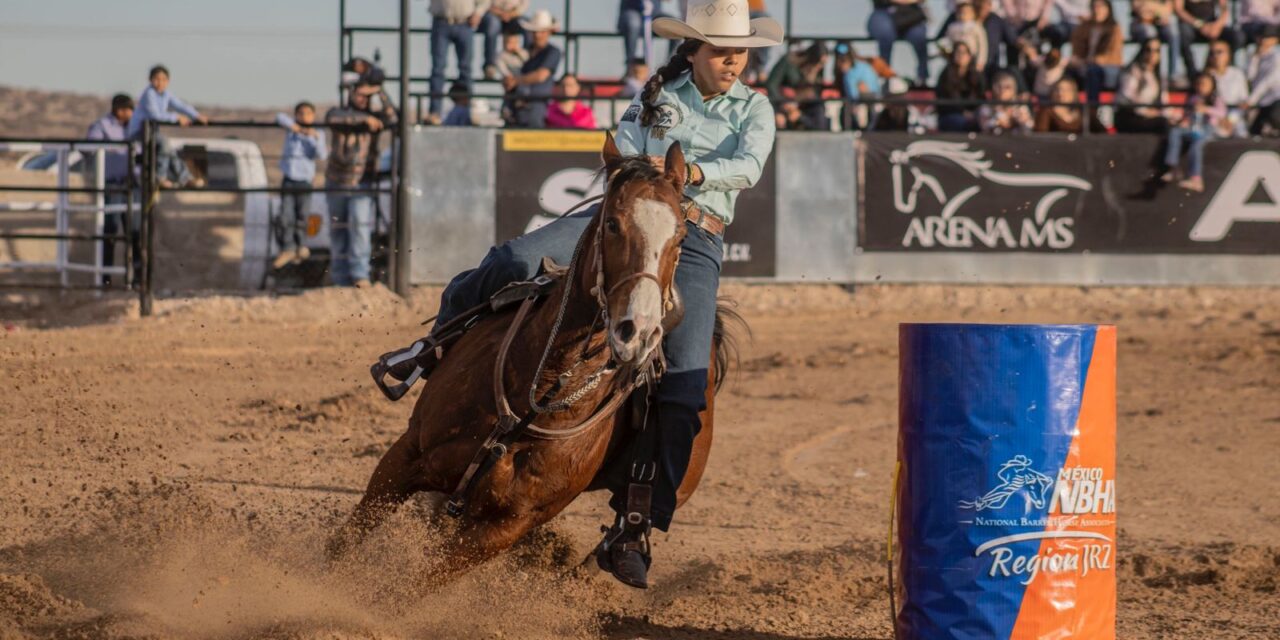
[1205, 39, 1250, 136]
[868, 0, 931, 83]
[935, 42, 987, 131]
[546, 75, 598, 129]
[941, 2, 990, 72]
[618, 0, 674, 66]
[1002, 0, 1058, 47]
[480, 0, 528, 80]
[324, 82, 397, 288]
[504, 10, 562, 128]
[1175, 0, 1244, 79]
[1069, 0, 1125, 105]
[1245, 26, 1280, 134]
[1162, 73, 1225, 191]
[1115, 39, 1171, 133]
[273, 102, 328, 269]
[1129, 1, 1179, 81]
[619, 58, 650, 98]
[87, 94, 135, 283]
[427, 0, 490, 125]
[127, 65, 207, 189]
[1034, 77, 1102, 132]
[766, 42, 830, 130]
[981, 70, 1035, 132]
[836, 41, 883, 129]
[444, 82, 474, 126]
[1241, 0, 1280, 45]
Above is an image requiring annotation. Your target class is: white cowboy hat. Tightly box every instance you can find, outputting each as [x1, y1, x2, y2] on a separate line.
[519, 9, 560, 33]
[653, 0, 784, 48]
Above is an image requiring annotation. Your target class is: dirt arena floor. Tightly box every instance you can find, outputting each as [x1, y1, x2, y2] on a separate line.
[1, 283, 1277, 639]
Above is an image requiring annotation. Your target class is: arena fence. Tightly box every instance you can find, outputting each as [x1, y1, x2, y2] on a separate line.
[0, 138, 139, 298]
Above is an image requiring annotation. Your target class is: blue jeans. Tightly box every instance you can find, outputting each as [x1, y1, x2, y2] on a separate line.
[867, 8, 929, 82]
[155, 133, 193, 186]
[1085, 64, 1121, 105]
[431, 16, 475, 116]
[279, 178, 312, 253]
[436, 206, 724, 531]
[618, 7, 674, 65]
[1165, 125, 1210, 178]
[326, 187, 375, 285]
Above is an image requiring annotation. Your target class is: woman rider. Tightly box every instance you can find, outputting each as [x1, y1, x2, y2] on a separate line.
[377, 0, 782, 589]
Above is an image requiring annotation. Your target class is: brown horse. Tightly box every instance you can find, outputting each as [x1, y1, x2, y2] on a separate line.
[327, 135, 737, 583]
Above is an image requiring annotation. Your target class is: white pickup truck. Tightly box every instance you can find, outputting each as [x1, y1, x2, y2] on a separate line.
[19, 138, 391, 291]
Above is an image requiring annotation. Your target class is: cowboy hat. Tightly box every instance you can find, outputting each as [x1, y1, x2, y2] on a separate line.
[653, 0, 784, 48]
[519, 9, 560, 33]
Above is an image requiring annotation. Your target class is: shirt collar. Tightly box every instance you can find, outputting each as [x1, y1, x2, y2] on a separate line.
[671, 71, 752, 102]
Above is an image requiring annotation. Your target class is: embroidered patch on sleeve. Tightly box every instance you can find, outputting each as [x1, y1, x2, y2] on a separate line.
[621, 105, 642, 122]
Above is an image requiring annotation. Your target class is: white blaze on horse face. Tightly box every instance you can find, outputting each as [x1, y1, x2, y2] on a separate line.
[610, 198, 677, 364]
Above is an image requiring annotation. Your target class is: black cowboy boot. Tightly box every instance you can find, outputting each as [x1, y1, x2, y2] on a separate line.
[594, 482, 654, 589]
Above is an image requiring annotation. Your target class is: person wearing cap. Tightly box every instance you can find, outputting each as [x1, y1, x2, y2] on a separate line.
[324, 82, 398, 288]
[372, 0, 782, 589]
[502, 10, 563, 128]
[427, 0, 490, 125]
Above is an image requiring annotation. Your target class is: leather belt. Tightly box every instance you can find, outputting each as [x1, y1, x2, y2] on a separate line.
[681, 201, 725, 237]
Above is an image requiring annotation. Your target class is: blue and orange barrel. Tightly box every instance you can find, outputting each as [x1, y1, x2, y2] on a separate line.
[893, 324, 1116, 640]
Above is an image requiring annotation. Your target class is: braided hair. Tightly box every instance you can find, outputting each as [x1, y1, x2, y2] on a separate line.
[640, 40, 704, 127]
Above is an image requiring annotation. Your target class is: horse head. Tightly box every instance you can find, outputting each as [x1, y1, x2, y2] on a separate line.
[592, 133, 688, 367]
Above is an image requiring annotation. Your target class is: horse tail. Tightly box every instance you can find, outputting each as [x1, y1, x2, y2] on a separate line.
[712, 297, 750, 394]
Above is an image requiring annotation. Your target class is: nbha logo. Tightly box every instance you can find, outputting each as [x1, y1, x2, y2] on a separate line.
[1191, 151, 1280, 241]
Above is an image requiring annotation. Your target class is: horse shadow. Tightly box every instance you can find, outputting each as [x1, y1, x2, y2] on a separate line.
[599, 613, 882, 640]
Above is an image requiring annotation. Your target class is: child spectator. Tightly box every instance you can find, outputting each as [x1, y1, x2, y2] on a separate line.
[935, 42, 987, 132]
[1070, 0, 1125, 106]
[619, 58, 650, 98]
[495, 21, 530, 80]
[1115, 39, 1171, 133]
[836, 42, 883, 130]
[980, 71, 1035, 132]
[126, 65, 207, 189]
[942, 2, 989, 72]
[272, 102, 328, 269]
[481, 0, 529, 80]
[325, 82, 397, 288]
[1023, 44, 1071, 98]
[1162, 73, 1225, 192]
[1034, 77, 1104, 132]
[545, 75, 598, 129]
[443, 82, 474, 126]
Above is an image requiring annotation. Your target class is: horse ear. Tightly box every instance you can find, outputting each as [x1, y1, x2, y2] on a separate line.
[664, 142, 687, 192]
[601, 131, 623, 167]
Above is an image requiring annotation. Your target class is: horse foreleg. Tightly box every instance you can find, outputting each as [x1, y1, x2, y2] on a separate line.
[327, 430, 425, 559]
[427, 512, 538, 585]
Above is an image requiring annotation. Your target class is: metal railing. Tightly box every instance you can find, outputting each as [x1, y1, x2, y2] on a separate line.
[0, 138, 138, 296]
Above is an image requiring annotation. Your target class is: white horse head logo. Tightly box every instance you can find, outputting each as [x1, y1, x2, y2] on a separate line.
[959, 455, 1055, 512]
[890, 141, 1093, 224]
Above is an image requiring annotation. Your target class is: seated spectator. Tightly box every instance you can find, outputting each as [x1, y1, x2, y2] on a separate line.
[943, 0, 1018, 75]
[617, 0, 673, 66]
[941, 2, 990, 72]
[935, 42, 987, 131]
[1069, 0, 1125, 105]
[1034, 77, 1102, 132]
[1129, 0, 1179, 81]
[619, 58, 649, 98]
[745, 0, 776, 83]
[1046, 0, 1091, 50]
[1162, 73, 1225, 192]
[273, 102, 327, 269]
[1241, 0, 1280, 45]
[481, 0, 529, 80]
[1024, 44, 1071, 98]
[1002, 0, 1058, 49]
[766, 43, 829, 130]
[874, 77, 914, 131]
[444, 82, 474, 126]
[777, 99, 816, 130]
[126, 64, 207, 189]
[503, 10, 562, 128]
[981, 70, 1035, 132]
[1204, 39, 1249, 136]
[836, 41, 883, 129]
[1175, 0, 1244, 78]
[495, 18, 530, 80]
[867, 0, 930, 83]
[546, 75, 598, 129]
[86, 93, 135, 283]
[1115, 39, 1172, 133]
[1245, 26, 1280, 135]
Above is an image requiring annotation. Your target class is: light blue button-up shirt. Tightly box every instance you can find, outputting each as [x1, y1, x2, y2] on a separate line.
[126, 86, 202, 139]
[275, 113, 329, 183]
[614, 71, 776, 226]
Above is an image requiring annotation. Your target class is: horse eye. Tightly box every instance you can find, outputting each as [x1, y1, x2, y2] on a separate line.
[605, 218, 621, 234]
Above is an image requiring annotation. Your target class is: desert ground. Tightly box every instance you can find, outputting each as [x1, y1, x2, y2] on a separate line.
[1, 283, 1277, 639]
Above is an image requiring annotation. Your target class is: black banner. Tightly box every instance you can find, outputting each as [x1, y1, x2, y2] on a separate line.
[860, 133, 1280, 254]
[494, 131, 777, 277]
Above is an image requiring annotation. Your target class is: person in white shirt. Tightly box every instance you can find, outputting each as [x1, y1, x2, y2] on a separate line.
[1205, 38, 1250, 136]
[1241, 0, 1280, 45]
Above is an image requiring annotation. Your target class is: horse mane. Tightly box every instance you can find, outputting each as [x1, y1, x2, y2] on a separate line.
[901, 140, 992, 177]
[595, 155, 667, 198]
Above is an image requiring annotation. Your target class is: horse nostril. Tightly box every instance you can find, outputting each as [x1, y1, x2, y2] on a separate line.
[616, 320, 637, 343]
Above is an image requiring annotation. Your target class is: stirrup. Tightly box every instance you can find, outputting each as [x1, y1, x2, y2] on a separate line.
[371, 339, 442, 401]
